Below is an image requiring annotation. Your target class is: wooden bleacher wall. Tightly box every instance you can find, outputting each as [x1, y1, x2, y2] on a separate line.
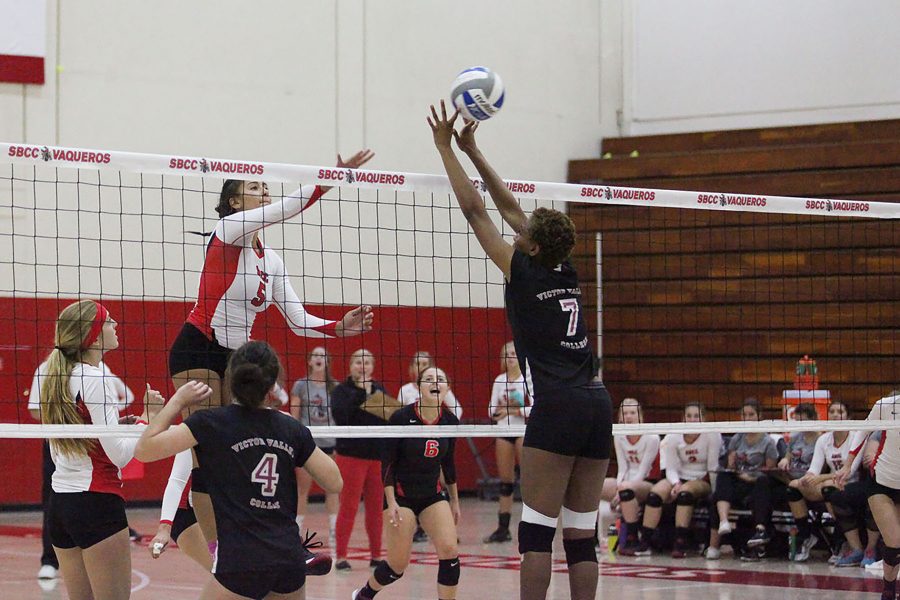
[567, 119, 900, 421]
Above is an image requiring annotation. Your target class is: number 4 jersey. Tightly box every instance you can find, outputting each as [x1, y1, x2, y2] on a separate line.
[504, 250, 598, 397]
[184, 404, 317, 573]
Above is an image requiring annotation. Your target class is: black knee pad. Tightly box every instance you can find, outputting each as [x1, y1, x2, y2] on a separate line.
[646, 492, 664, 508]
[785, 487, 804, 502]
[373, 561, 403, 586]
[437, 558, 460, 586]
[821, 486, 838, 502]
[518, 521, 556, 554]
[500, 482, 516, 497]
[675, 491, 696, 507]
[563, 537, 598, 566]
[618, 489, 636, 503]
[884, 546, 900, 568]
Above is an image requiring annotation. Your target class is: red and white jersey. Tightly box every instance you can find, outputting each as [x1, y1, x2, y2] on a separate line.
[50, 363, 139, 497]
[662, 432, 722, 484]
[614, 434, 661, 483]
[187, 185, 337, 350]
[808, 432, 862, 482]
[486, 372, 530, 426]
[397, 382, 463, 419]
[849, 393, 900, 489]
[29, 360, 133, 413]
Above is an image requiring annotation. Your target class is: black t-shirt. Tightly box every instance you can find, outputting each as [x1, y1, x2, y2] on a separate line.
[185, 404, 317, 573]
[382, 404, 458, 499]
[331, 378, 389, 460]
[504, 249, 598, 396]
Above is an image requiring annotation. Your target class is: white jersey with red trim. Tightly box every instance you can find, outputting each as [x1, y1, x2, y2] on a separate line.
[662, 432, 722, 484]
[614, 434, 661, 483]
[852, 394, 900, 489]
[28, 360, 133, 413]
[187, 185, 337, 350]
[808, 432, 862, 483]
[50, 363, 139, 497]
[486, 373, 530, 426]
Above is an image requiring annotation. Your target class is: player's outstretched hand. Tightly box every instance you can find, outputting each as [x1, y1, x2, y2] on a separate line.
[171, 380, 213, 410]
[336, 305, 374, 337]
[454, 119, 480, 155]
[428, 100, 459, 150]
[337, 149, 375, 170]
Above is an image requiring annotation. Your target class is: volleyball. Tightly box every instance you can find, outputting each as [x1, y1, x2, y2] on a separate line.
[450, 66, 505, 121]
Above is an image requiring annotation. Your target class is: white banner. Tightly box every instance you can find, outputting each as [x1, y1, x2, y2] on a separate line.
[0, 0, 46, 84]
[2, 141, 898, 219]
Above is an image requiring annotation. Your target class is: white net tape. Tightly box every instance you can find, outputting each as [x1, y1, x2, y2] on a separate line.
[3, 142, 899, 218]
[2, 419, 897, 440]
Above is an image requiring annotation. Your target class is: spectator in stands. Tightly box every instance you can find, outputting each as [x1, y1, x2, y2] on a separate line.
[599, 398, 660, 556]
[828, 430, 882, 567]
[787, 400, 860, 562]
[705, 398, 778, 560]
[757, 403, 821, 559]
[331, 349, 400, 571]
[632, 402, 721, 558]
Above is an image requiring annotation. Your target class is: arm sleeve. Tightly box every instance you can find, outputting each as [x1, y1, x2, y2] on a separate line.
[101, 363, 134, 407]
[441, 438, 457, 485]
[808, 436, 826, 475]
[271, 265, 337, 338]
[663, 436, 680, 485]
[634, 435, 660, 482]
[160, 448, 193, 524]
[614, 436, 626, 484]
[83, 375, 138, 468]
[215, 185, 324, 245]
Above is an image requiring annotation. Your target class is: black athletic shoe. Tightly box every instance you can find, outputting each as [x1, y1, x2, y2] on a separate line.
[128, 528, 142, 542]
[301, 530, 332, 576]
[335, 560, 352, 572]
[369, 559, 381, 568]
[746, 528, 770, 549]
[413, 527, 429, 543]
[483, 528, 512, 543]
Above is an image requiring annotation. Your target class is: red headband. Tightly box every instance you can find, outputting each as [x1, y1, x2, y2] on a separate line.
[80, 303, 109, 350]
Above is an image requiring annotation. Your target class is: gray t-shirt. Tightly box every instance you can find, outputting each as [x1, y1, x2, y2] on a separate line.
[291, 378, 336, 448]
[785, 433, 819, 478]
[728, 433, 779, 472]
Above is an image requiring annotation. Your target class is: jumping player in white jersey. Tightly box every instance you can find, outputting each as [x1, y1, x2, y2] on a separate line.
[166, 150, 374, 547]
[630, 402, 721, 558]
[40, 300, 205, 600]
[136, 341, 343, 600]
[484, 341, 531, 544]
[430, 102, 612, 600]
[836, 391, 900, 600]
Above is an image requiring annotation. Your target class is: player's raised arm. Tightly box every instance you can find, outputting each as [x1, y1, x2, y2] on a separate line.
[455, 120, 527, 234]
[428, 100, 513, 280]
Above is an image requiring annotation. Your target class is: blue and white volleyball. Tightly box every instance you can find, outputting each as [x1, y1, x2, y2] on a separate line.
[450, 66, 505, 121]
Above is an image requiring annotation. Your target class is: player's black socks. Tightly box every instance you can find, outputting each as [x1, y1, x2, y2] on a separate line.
[358, 583, 379, 599]
[499, 512, 511, 530]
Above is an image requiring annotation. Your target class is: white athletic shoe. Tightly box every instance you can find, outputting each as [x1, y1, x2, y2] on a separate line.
[37, 565, 58, 580]
[705, 547, 721, 560]
[717, 521, 732, 535]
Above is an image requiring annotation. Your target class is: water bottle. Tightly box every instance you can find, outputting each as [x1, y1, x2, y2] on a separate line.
[607, 523, 618, 552]
[788, 526, 798, 561]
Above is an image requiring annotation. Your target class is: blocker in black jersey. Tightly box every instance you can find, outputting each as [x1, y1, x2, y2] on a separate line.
[382, 404, 458, 502]
[505, 249, 612, 460]
[505, 250, 598, 396]
[184, 404, 317, 574]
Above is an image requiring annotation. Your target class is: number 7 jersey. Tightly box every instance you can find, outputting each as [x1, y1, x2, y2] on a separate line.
[504, 250, 598, 397]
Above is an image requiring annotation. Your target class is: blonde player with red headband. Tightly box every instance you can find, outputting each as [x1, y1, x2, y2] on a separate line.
[40, 300, 211, 600]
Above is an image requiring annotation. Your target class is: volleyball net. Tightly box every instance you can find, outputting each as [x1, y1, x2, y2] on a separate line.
[0, 142, 897, 441]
